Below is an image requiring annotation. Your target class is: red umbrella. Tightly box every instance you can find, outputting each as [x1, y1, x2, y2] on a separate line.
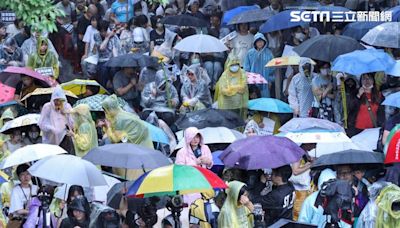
[384, 125, 400, 164]
[0, 66, 51, 88]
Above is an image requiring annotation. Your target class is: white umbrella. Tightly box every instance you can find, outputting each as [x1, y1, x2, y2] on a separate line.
[0, 144, 67, 169]
[28, 155, 106, 187]
[276, 131, 351, 144]
[315, 141, 361, 157]
[175, 127, 245, 149]
[351, 128, 380, 152]
[0, 113, 40, 133]
[279, 118, 345, 133]
[174, 34, 228, 53]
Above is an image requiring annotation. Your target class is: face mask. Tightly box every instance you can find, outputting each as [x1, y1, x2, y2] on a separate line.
[29, 132, 40, 139]
[295, 32, 306, 42]
[191, 58, 200, 65]
[230, 65, 240, 73]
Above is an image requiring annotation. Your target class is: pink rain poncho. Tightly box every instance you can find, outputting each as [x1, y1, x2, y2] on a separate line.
[38, 86, 73, 145]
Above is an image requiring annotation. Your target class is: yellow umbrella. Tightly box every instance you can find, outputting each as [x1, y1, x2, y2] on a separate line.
[61, 79, 108, 96]
[265, 56, 316, 68]
[21, 87, 78, 102]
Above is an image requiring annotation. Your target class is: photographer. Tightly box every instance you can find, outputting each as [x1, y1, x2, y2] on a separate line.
[23, 185, 57, 228]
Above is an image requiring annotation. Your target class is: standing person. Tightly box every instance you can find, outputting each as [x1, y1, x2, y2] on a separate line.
[38, 86, 75, 154]
[27, 37, 60, 79]
[110, 0, 135, 25]
[215, 58, 248, 119]
[218, 181, 254, 228]
[243, 33, 275, 98]
[228, 23, 254, 66]
[60, 196, 91, 228]
[81, 16, 100, 79]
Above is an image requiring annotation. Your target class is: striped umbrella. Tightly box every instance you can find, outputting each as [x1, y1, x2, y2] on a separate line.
[127, 165, 227, 198]
[384, 124, 400, 164]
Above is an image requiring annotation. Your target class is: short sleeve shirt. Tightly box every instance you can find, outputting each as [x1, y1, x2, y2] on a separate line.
[111, 0, 134, 23]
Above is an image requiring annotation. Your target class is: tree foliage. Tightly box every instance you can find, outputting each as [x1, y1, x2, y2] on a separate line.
[0, 0, 64, 33]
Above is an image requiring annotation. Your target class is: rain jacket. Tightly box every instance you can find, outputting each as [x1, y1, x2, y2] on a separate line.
[218, 181, 254, 228]
[89, 202, 119, 228]
[180, 65, 212, 110]
[27, 37, 59, 79]
[141, 70, 179, 113]
[214, 58, 248, 118]
[0, 108, 14, 152]
[288, 58, 317, 117]
[21, 34, 59, 64]
[243, 33, 275, 97]
[189, 190, 219, 228]
[243, 120, 261, 136]
[60, 196, 91, 228]
[375, 184, 400, 228]
[38, 86, 74, 146]
[70, 104, 98, 157]
[298, 169, 350, 228]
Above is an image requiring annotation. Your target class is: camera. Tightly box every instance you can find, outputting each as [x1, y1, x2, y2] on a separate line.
[253, 203, 266, 228]
[166, 195, 184, 211]
[38, 192, 52, 208]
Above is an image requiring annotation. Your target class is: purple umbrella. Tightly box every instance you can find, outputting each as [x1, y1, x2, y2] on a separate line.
[219, 136, 305, 170]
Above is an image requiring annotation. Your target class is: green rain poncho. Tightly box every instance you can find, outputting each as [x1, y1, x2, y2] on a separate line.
[0, 108, 15, 155]
[70, 104, 98, 157]
[27, 37, 59, 79]
[375, 184, 400, 228]
[218, 181, 254, 228]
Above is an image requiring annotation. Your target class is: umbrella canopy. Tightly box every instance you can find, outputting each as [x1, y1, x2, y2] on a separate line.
[222, 5, 260, 25]
[279, 117, 344, 133]
[331, 48, 396, 76]
[212, 151, 224, 166]
[342, 21, 383, 41]
[246, 72, 268, 84]
[142, 121, 170, 145]
[0, 113, 40, 134]
[0, 101, 28, 116]
[315, 141, 361, 157]
[228, 8, 273, 25]
[28, 155, 107, 187]
[0, 144, 67, 169]
[220, 135, 305, 170]
[0, 66, 52, 88]
[127, 164, 228, 198]
[389, 5, 400, 21]
[248, 98, 293, 113]
[174, 127, 245, 149]
[259, 10, 307, 33]
[293, 35, 365, 62]
[174, 108, 245, 130]
[361, 22, 400, 48]
[276, 130, 351, 144]
[61, 79, 108, 96]
[311, 150, 384, 169]
[105, 53, 141, 68]
[174, 34, 228, 53]
[382, 92, 400, 108]
[265, 56, 316, 68]
[161, 14, 208, 27]
[83, 143, 171, 170]
[73, 94, 130, 112]
[351, 128, 380, 152]
[383, 125, 400, 164]
[21, 87, 78, 101]
[385, 60, 400, 77]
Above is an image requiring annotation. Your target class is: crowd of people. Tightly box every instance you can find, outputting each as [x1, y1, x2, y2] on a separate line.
[0, 0, 400, 227]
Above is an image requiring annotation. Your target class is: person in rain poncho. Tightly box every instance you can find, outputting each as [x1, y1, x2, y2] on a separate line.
[60, 195, 91, 228]
[21, 27, 58, 65]
[243, 33, 275, 98]
[0, 108, 15, 154]
[215, 57, 248, 119]
[38, 86, 74, 153]
[68, 104, 98, 157]
[243, 120, 261, 137]
[288, 59, 317, 118]
[179, 64, 212, 113]
[0, 37, 23, 71]
[374, 184, 400, 228]
[298, 168, 351, 228]
[89, 202, 120, 228]
[27, 36, 59, 79]
[218, 181, 254, 228]
[189, 190, 219, 228]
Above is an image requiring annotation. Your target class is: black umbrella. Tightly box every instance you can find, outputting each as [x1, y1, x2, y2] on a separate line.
[106, 54, 158, 68]
[161, 14, 208, 27]
[293, 35, 365, 62]
[228, 9, 274, 25]
[311, 149, 384, 170]
[174, 108, 245, 130]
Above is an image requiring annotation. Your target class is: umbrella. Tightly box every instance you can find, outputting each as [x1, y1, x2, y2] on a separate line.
[246, 72, 268, 84]
[219, 135, 305, 170]
[0, 144, 67, 169]
[316, 6, 352, 18]
[161, 14, 208, 27]
[222, 5, 260, 25]
[21, 87, 78, 101]
[284, 0, 321, 10]
[342, 21, 383, 41]
[173, 34, 228, 53]
[0, 66, 52, 88]
[293, 35, 365, 62]
[382, 92, 400, 108]
[105, 53, 141, 68]
[127, 164, 228, 198]
[0, 101, 28, 116]
[389, 5, 400, 21]
[385, 60, 400, 77]
[248, 98, 293, 113]
[384, 124, 400, 164]
[331, 48, 396, 76]
[73, 94, 130, 112]
[61, 79, 108, 96]
[174, 127, 245, 149]
[0, 113, 40, 134]
[265, 56, 316, 68]
[351, 128, 380, 152]
[259, 10, 307, 33]
[142, 121, 170, 145]
[228, 8, 273, 25]
[315, 141, 361, 157]
[174, 108, 245, 130]
[0, 171, 9, 184]
[83, 143, 171, 170]
[361, 22, 400, 49]
[212, 151, 224, 166]
[311, 149, 384, 169]
[276, 130, 351, 144]
[279, 117, 344, 133]
[28, 155, 107, 187]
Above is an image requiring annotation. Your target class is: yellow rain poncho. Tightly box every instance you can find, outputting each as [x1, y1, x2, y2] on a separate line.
[189, 190, 218, 228]
[0, 108, 15, 156]
[70, 104, 98, 157]
[215, 58, 248, 119]
[218, 181, 254, 228]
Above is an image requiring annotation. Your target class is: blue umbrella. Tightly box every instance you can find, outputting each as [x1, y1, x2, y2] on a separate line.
[212, 151, 224, 166]
[385, 60, 400, 77]
[142, 121, 169, 145]
[389, 6, 400, 21]
[382, 92, 400, 108]
[259, 10, 307, 33]
[317, 5, 350, 13]
[222, 5, 259, 25]
[331, 49, 396, 76]
[342, 22, 383, 41]
[248, 98, 293, 113]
